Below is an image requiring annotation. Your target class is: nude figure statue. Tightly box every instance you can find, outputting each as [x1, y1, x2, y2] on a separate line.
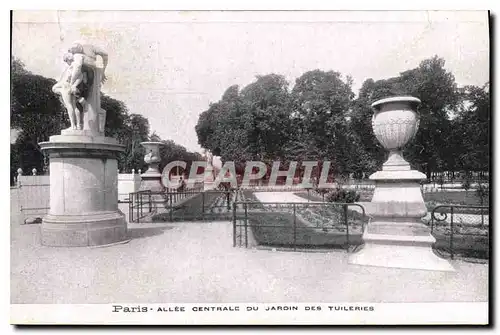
[52, 52, 89, 130]
[53, 42, 109, 132]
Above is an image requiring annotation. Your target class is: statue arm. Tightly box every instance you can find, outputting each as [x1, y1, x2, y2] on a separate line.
[52, 68, 68, 92]
[93, 45, 108, 73]
[70, 75, 83, 93]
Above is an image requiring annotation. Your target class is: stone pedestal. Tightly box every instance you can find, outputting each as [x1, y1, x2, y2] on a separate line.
[39, 133, 128, 247]
[349, 96, 453, 271]
[349, 170, 454, 271]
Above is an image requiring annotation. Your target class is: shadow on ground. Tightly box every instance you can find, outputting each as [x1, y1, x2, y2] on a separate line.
[127, 226, 174, 239]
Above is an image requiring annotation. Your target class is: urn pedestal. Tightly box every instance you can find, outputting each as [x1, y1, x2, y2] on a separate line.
[39, 133, 128, 247]
[139, 142, 166, 205]
[349, 97, 453, 271]
[203, 164, 216, 191]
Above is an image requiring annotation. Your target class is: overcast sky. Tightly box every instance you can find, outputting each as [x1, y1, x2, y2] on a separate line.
[12, 10, 489, 153]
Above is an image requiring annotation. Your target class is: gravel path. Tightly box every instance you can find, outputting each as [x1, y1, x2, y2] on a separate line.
[11, 192, 488, 304]
[253, 192, 322, 204]
[11, 223, 488, 304]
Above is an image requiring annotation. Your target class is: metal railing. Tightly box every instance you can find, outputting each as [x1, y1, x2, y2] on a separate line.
[232, 201, 367, 251]
[129, 189, 234, 223]
[430, 205, 489, 259]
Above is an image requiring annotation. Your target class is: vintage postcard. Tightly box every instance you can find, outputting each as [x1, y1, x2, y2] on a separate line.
[10, 10, 490, 325]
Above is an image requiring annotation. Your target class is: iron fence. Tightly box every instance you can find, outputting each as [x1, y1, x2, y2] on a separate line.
[428, 171, 489, 184]
[430, 205, 490, 259]
[232, 201, 367, 251]
[129, 189, 234, 223]
[16, 175, 50, 224]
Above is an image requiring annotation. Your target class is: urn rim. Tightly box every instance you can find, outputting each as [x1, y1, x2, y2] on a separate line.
[371, 96, 421, 111]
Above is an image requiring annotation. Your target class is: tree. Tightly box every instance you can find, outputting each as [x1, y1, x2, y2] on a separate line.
[11, 57, 201, 180]
[351, 56, 461, 178]
[11, 58, 68, 174]
[195, 56, 489, 183]
[452, 83, 490, 171]
[350, 77, 403, 174]
[290, 70, 355, 176]
[156, 139, 202, 177]
[239, 74, 292, 166]
[195, 76, 293, 174]
[114, 112, 151, 173]
[398, 56, 460, 177]
[196, 85, 248, 161]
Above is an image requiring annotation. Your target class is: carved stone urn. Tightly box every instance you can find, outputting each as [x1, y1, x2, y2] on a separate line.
[371, 96, 421, 171]
[349, 96, 453, 272]
[139, 141, 165, 193]
[141, 142, 162, 173]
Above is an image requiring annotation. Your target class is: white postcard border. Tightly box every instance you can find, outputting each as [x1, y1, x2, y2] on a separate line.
[11, 302, 488, 325]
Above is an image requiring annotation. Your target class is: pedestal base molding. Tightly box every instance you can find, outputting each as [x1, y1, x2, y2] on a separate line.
[41, 211, 128, 247]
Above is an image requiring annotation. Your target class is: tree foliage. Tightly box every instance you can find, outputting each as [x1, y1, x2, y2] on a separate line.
[195, 56, 489, 179]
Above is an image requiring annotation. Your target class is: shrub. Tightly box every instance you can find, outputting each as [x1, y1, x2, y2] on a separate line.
[326, 188, 360, 203]
[461, 178, 471, 191]
[314, 188, 330, 201]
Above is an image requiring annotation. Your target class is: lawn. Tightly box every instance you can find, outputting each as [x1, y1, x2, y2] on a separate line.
[238, 211, 364, 250]
[235, 193, 368, 250]
[425, 191, 489, 207]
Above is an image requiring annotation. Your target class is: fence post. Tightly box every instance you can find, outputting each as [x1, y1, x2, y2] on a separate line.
[244, 202, 248, 248]
[481, 207, 484, 226]
[17, 168, 23, 187]
[293, 203, 297, 251]
[232, 202, 237, 247]
[430, 208, 434, 234]
[450, 206, 454, 260]
[202, 192, 206, 220]
[344, 204, 349, 251]
[169, 193, 173, 221]
[136, 192, 140, 223]
[129, 192, 133, 223]
[129, 192, 132, 222]
[139, 192, 143, 220]
[149, 192, 152, 213]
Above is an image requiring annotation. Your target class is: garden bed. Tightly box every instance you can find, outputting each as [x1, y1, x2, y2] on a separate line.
[432, 231, 489, 259]
[244, 211, 363, 249]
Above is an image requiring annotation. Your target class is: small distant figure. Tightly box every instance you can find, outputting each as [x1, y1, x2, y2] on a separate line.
[178, 176, 186, 192]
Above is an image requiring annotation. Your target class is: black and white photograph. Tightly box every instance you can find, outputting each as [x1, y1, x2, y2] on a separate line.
[9, 9, 491, 325]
